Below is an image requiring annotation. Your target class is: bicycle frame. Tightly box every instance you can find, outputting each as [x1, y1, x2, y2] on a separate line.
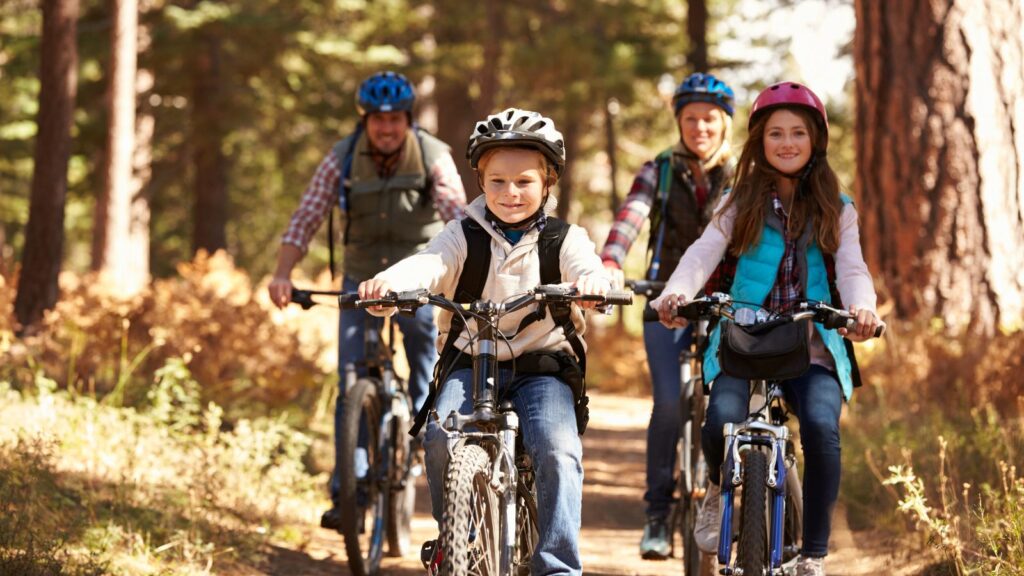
[717, 379, 792, 574]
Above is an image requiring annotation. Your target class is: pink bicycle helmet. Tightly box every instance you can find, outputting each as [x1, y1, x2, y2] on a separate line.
[749, 81, 828, 135]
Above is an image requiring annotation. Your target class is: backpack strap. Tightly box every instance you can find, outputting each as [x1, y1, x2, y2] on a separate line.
[646, 150, 674, 281]
[327, 125, 364, 280]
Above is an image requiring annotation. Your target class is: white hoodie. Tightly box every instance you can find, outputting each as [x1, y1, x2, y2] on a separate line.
[372, 195, 611, 360]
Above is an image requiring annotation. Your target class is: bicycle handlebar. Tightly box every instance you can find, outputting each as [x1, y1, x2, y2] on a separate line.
[673, 294, 885, 338]
[292, 285, 633, 313]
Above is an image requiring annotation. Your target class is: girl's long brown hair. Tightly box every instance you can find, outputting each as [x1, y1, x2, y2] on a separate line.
[717, 106, 844, 256]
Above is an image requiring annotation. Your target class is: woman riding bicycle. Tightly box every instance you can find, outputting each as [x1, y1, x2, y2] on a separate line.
[652, 82, 884, 576]
[360, 108, 610, 576]
[599, 72, 736, 559]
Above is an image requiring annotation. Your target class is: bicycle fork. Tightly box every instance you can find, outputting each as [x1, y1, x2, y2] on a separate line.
[717, 419, 790, 574]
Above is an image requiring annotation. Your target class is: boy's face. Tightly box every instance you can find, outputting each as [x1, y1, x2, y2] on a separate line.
[480, 148, 546, 224]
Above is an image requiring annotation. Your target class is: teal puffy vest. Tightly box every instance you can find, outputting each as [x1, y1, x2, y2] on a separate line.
[703, 195, 856, 399]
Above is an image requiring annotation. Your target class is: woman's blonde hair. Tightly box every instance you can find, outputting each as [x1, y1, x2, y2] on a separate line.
[718, 106, 843, 255]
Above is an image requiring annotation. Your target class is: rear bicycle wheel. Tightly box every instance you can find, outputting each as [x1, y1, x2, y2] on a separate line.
[338, 378, 386, 576]
[440, 444, 501, 576]
[513, 478, 539, 576]
[737, 449, 770, 576]
[386, 391, 416, 557]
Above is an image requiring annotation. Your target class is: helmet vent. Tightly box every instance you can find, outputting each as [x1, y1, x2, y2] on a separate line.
[528, 120, 547, 132]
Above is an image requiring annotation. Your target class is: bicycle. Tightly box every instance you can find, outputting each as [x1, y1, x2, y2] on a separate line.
[361, 285, 631, 576]
[627, 279, 709, 575]
[672, 294, 883, 575]
[290, 288, 420, 576]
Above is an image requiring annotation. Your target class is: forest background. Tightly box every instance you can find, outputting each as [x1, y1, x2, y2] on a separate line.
[0, 0, 1022, 574]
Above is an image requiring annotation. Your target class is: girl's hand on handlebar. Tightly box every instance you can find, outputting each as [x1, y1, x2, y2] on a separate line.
[573, 274, 611, 309]
[838, 306, 882, 341]
[268, 276, 293, 310]
[656, 293, 689, 329]
[358, 278, 392, 312]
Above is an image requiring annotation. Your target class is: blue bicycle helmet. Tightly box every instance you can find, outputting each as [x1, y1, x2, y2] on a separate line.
[672, 72, 735, 117]
[356, 71, 416, 116]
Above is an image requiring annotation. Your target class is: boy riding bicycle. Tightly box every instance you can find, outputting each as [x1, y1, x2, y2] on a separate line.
[360, 108, 611, 576]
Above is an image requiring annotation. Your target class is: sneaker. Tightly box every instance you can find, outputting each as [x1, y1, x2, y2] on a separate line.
[639, 515, 671, 560]
[694, 482, 722, 554]
[320, 506, 343, 533]
[795, 555, 826, 576]
[421, 539, 443, 575]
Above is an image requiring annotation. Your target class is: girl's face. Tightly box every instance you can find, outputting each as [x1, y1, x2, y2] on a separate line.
[678, 102, 726, 160]
[480, 148, 547, 224]
[763, 109, 812, 175]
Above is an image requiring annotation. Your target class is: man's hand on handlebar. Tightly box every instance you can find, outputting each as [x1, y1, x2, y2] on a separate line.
[268, 276, 293, 310]
[602, 260, 625, 290]
[655, 293, 689, 330]
[838, 306, 883, 342]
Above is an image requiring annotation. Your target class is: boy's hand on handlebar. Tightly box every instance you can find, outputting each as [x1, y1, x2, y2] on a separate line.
[358, 278, 392, 312]
[268, 276, 292, 310]
[656, 293, 689, 329]
[573, 274, 611, 309]
[838, 306, 882, 341]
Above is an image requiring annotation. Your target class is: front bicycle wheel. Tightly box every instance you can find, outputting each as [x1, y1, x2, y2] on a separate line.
[680, 365, 707, 575]
[440, 444, 501, 576]
[386, 392, 416, 557]
[782, 457, 803, 563]
[737, 449, 770, 576]
[338, 378, 386, 576]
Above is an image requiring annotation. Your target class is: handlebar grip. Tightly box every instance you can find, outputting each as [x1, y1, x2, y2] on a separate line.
[603, 290, 633, 305]
[337, 293, 361, 309]
[290, 289, 316, 310]
[642, 304, 660, 323]
[677, 301, 706, 321]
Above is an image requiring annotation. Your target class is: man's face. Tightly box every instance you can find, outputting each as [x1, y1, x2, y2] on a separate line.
[365, 111, 410, 154]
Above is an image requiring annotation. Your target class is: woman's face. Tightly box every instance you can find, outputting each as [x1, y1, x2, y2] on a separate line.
[677, 102, 726, 160]
[481, 148, 547, 224]
[762, 109, 812, 175]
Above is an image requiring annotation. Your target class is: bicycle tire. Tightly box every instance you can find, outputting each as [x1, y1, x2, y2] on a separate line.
[338, 378, 386, 576]
[440, 443, 501, 576]
[386, 392, 416, 557]
[737, 449, 769, 576]
[513, 480, 538, 576]
[680, 360, 707, 574]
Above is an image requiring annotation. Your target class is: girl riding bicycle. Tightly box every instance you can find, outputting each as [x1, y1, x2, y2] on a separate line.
[360, 108, 610, 576]
[652, 82, 884, 576]
[599, 71, 736, 559]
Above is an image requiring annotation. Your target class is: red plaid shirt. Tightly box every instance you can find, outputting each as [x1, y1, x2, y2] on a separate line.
[281, 141, 466, 253]
[765, 190, 801, 311]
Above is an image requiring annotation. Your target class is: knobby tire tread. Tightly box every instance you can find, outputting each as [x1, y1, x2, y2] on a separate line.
[738, 449, 769, 576]
[440, 444, 500, 576]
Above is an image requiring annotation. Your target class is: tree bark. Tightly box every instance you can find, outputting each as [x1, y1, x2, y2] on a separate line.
[854, 0, 1024, 334]
[97, 0, 150, 296]
[555, 118, 579, 221]
[687, 0, 709, 71]
[191, 32, 228, 255]
[14, 0, 80, 331]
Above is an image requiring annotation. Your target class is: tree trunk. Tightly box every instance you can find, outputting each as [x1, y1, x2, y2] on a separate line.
[14, 0, 79, 331]
[555, 118, 579, 221]
[97, 0, 150, 296]
[435, 79, 478, 200]
[687, 0, 709, 71]
[854, 0, 1024, 334]
[191, 32, 228, 255]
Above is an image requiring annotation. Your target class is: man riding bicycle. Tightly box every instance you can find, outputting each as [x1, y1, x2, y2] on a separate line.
[268, 71, 467, 529]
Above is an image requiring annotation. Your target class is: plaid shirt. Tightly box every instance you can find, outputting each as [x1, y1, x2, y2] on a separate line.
[281, 141, 467, 253]
[599, 161, 658, 266]
[765, 190, 801, 311]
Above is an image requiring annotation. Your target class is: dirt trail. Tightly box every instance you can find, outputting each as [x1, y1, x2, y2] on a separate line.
[264, 394, 926, 576]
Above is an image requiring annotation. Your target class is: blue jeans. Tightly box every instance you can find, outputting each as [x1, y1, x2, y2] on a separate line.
[642, 321, 694, 518]
[702, 364, 843, 558]
[330, 275, 438, 502]
[424, 368, 583, 576]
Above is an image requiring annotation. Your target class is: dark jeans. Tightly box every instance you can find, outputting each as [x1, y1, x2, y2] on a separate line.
[641, 320, 694, 518]
[702, 364, 842, 557]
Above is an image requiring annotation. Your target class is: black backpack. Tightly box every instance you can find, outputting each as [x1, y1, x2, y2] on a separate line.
[409, 216, 592, 435]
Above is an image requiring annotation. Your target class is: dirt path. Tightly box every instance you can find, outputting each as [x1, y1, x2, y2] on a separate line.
[263, 393, 926, 575]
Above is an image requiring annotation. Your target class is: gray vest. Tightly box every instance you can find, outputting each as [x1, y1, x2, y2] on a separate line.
[333, 130, 450, 281]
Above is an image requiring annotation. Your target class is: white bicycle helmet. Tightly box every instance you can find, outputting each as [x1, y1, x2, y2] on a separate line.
[467, 108, 566, 175]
